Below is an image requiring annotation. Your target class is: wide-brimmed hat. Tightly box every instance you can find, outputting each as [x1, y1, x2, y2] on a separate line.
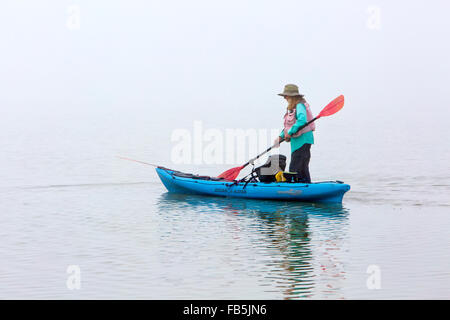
[278, 84, 302, 97]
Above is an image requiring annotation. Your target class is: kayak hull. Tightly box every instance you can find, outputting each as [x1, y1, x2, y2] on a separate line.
[156, 167, 350, 203]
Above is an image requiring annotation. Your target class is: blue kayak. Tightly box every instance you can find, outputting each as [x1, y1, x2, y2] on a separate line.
[156, 167, 350, 203]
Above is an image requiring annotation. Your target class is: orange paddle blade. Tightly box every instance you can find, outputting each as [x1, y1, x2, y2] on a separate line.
[217, 165, 245, 181]
[318, 95, 344, 118]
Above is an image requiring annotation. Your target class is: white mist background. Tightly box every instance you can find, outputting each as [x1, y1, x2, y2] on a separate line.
[0, 0, 449, 188]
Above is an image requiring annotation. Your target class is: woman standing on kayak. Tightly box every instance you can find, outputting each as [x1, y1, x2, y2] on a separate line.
[274, 84, 315, 183]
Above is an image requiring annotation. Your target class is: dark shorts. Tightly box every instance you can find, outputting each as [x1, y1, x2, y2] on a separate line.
[289, 144, 312, 183]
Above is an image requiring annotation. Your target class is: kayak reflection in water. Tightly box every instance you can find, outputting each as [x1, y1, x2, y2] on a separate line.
[156, 193, 349, 299]
[274, 84, 315, 183]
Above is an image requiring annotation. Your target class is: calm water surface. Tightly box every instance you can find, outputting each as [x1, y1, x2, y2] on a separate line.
[0, 105, 449, 299]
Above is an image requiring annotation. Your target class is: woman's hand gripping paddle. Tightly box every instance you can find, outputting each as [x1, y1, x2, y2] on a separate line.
[217, 95, 345, 181]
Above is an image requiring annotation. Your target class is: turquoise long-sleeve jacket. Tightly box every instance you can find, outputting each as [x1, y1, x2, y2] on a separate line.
[279, 103, 314, 153]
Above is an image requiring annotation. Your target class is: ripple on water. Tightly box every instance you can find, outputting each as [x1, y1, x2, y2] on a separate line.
[154, 193, 350, 299]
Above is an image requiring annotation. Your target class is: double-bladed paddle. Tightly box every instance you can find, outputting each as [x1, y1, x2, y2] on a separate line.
[217, 95, 345, 181]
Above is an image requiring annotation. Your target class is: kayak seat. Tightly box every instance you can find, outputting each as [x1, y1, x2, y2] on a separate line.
[254, 154, 287, 183]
